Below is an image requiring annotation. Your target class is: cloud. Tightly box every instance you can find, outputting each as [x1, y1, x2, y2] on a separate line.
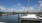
[39, 1, 42, 3]
[18, 7, 26, 12]
[39, 1, 42, 7]
[25, 6, 39, 12]
[0, 3, 23, 12]
[7, 8, 18, 12]
[0, 1, 42, 12]
[17, 3, 22, 6]
[38, 1, 42, 12]
[26, 1, 42, 12]
[0, 6, 6, 12]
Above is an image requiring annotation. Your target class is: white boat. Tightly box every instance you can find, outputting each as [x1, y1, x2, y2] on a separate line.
[0, 22, 7, 23]
[2, 14, 7, 15]
[21, 14, 39, 19]
[21, 14, 41, 23]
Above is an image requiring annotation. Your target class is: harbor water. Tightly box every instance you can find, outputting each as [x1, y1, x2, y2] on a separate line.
[0, 14, 42, 23]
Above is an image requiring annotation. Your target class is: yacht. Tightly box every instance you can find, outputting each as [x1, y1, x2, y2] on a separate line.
[21, 14, 41, 23]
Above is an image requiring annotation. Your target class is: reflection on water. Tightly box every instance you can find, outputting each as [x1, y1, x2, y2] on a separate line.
[0, 14, 18, 23]
[0, 14, 42, 23]
[0, 16, 2, 22]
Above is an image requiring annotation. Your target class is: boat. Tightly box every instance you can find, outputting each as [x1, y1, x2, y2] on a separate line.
[20, 14, 41, 23]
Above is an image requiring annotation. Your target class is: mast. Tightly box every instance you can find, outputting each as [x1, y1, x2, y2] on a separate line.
[27, 0, 30, 13]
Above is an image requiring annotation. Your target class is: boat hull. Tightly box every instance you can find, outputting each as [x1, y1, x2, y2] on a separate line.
[21, 20, 41, 23]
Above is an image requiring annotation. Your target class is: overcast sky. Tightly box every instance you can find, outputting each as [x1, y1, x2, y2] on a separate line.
[0, 0, 42, 12]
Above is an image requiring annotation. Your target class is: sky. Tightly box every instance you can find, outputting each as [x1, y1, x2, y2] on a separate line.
[0, 0, 42, 12]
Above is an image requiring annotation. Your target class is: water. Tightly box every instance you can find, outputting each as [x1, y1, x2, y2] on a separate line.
[0, 14, 19, 23]
[0, 14, 24, 23]
[0, 14, 42, 23]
